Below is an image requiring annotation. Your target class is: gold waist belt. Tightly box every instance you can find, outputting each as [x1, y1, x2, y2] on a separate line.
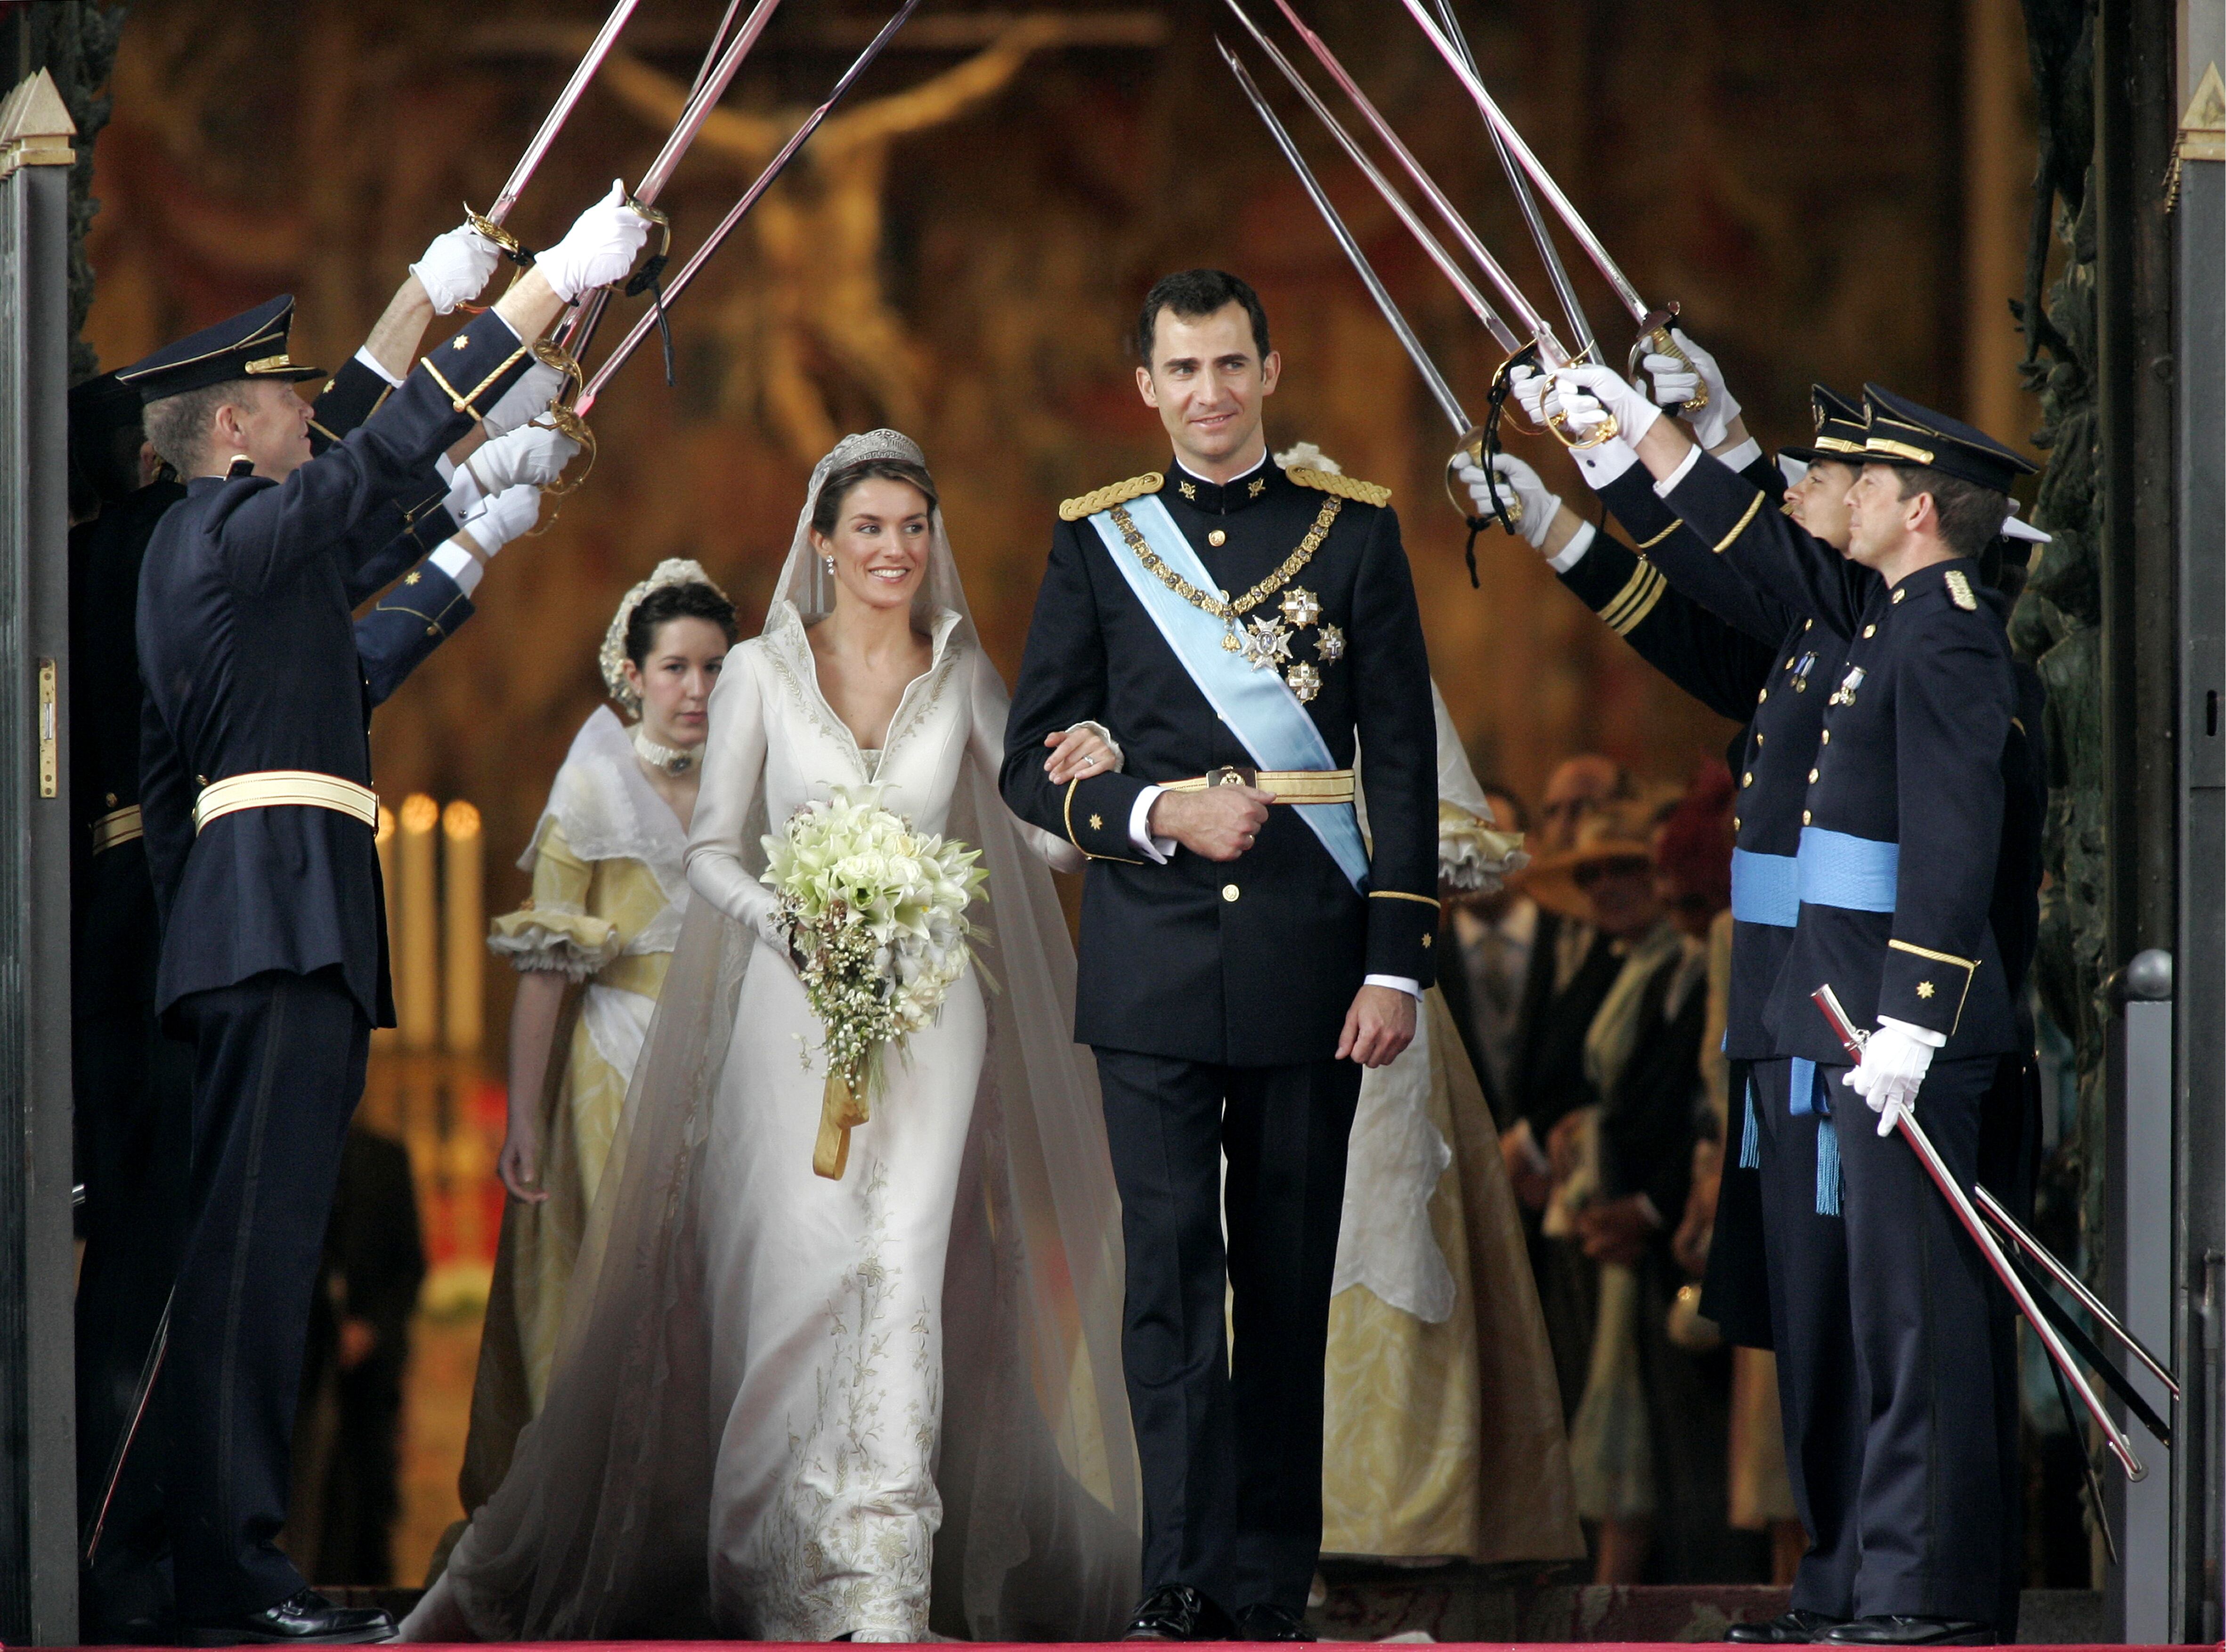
[193, 770, 380, 834]
[91, 804, 144, 855]
[1161, 765, 1356, 805]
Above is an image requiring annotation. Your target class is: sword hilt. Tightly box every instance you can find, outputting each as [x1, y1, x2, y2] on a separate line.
[612, 195, 672, 292]
[1628, 302, 1709, 416]
[466, 203, 536, 269]
[1443, 426, 1523, 532]
[1488, 350, 1547, 437]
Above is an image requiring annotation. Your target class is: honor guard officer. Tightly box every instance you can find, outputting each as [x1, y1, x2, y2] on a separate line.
[69, 216, 563, 1640]
[121, 184, 646, 1646]
[1002, 270, 1438, 1643]
[1472, 373, 1881, 1640]
[1552, 364, 2039, 1647]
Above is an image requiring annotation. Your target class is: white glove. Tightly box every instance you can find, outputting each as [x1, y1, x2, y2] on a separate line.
[409, 222, 502, 316]
[461, 484, 541, 555]
[460, 421, 579, 501]
[537, 180, 652, 304]
[1451, 452, 1559, 550]
[481, 360, 566, 439]
[749, 907, 803, 974]
[1641, 326, 1741, 448]
[1507, 363, 1551, 426]
[1841, 1018, 1939, 1136]
[1544, 363, 1661, 446]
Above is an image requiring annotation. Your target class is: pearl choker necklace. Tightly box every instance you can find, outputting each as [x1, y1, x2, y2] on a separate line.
[631, 726, 695, 776]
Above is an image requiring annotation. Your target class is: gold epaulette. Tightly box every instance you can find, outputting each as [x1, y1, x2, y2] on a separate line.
[1060, 472, 1164, 522]
[1943, 569, 1978, 610]
[1286, 466, 1390, 507]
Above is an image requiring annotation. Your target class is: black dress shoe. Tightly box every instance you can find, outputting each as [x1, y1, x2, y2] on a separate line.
[182, 1588, 398, 1646]
[1124, 1583, 1237, 1641]
[1727, 1609, 1848, 1644]
[1821, 1617, 1993, 1646]
[1235, 1602, 1315, 1641]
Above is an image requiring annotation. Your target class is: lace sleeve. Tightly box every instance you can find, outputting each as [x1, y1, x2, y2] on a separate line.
[487, 818, 622, 979]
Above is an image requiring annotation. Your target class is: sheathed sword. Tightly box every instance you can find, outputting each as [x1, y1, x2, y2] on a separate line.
[1810, 984, 2151, 1481]
[1425, 0, 1597, 364]
[1395, 0, 1706, 410]
[572, 0, 926, 418]
[1217, 38, 1517, 541]
[467, 0, 648, 261]
[81, 1291, 171, 1566]
[1258, 0, 1614, 452]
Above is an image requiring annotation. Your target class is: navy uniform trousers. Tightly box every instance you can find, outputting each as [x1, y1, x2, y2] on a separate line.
[1753, 1054, 2022, 1630]
[160, 966, 371, 1622]
[1092, 1048, 1364, 1618]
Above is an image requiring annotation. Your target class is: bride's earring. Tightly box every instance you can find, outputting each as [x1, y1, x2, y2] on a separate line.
[823, 556, 836, 576]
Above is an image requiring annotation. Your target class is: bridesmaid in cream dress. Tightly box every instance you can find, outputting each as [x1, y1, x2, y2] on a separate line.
[453, 564, 735, 1516]
[407, 433, 1140, 1644]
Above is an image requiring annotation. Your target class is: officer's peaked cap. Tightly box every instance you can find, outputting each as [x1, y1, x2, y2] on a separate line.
[115, 294, 324, 404]
[1849, 383, 2038, 494]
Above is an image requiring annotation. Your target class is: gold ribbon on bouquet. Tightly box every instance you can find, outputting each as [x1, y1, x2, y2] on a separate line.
[814, 1063, 874, 1180]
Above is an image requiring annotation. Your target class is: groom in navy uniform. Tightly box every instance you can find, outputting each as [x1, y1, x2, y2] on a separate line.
[1003, 270, 1438, 1641]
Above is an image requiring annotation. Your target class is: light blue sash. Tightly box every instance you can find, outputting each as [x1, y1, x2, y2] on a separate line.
[1796, 826, 1900, 913]
[1088, 494, 1371, 891]
[1730, 847, 1799, 927]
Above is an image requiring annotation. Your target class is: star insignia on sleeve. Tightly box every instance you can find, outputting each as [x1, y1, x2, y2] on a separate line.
[1916, 980, 1936, 999]
[1315, 623, 1345, 663]
[403, 570, 421, 584]
[1280, 585, 1322, 628]
[1089, 813, 1104, 831]
[1285, 661, 1322, 703]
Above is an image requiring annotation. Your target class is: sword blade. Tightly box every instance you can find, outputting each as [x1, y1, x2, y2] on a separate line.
[1395, 0, 1652, 326]
[1426, 0, 1597, 358]
[1810, 985, 2147, 1480]
[82, 1289, 172, 1566]
[1224, 0, 1517, 355]
[687, 0, 751, 105]
[635, 0, 787, 206]
[1262, 0, 1566, 364]
[578, 0, 926, 410]
[488, 0, 646, 223]
[1973, 1181, 2181, 1400]
[1218, 40, 1469, 435]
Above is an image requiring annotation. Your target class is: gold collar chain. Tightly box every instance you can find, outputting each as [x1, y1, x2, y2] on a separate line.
[1108, 497, 1346, 700]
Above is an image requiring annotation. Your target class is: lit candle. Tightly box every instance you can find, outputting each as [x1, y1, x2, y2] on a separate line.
[443, 800, 485, 1055]
[398, 793, 440, 1050]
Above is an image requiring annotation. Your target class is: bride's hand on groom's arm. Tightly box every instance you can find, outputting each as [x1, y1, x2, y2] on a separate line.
[1146, 786, 1271, 862]
[1338, 983, 1417, 1069]
[1041, 722, 1121, 785]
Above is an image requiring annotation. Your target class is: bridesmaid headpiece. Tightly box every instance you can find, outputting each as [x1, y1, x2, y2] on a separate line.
[601, 556, 729, 715]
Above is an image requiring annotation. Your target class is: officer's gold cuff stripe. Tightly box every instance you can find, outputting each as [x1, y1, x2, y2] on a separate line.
[1600, 564, 1667, 636]
[1370, 890, 1442, 908]
[91, 804, 143, 855]
[1064, 775, 1143, 864]
[1888, 938, 1978, 972]
[1635, 518, 1684, 551]
[1712, 492, 1766, 553]
[193, 770, 379, 835]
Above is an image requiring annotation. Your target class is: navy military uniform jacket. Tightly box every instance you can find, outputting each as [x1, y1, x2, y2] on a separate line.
[1001, 456, 1438, 1067]
[137, 312, 530, 1024]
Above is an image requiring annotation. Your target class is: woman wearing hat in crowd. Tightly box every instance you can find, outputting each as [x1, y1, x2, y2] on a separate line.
[449, 561, 740, 1519]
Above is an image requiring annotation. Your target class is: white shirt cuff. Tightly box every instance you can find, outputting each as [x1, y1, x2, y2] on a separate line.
[1365, 974, 1422, 999]
[1877, 1014, 1947, 1049]
[1129, 785, 1173, 863]
[1653, 443, 1703, 497]
[1574, 437, 1641, 490]
[1712, 436, 1763, 473]
[351, 344, 405, 389]
[1547, 519, 1597, 573]
[430, 542, 482, 596]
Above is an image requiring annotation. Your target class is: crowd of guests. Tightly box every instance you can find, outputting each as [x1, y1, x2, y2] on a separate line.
[1440, 751, 1801, 1587]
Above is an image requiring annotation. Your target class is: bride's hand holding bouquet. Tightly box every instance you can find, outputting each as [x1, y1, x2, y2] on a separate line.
[762, 785, 988, 1178]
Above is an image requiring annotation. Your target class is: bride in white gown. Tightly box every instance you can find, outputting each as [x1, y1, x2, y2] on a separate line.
[408, 430, 1140, 1643]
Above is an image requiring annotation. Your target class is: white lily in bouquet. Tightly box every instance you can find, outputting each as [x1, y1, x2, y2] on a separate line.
[761, 786, 989, 1179]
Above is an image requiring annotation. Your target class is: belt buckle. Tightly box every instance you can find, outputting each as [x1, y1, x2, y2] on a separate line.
[1205, 764, 1257, 789]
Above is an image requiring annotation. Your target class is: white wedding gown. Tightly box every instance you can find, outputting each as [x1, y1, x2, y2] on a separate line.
[687, 601, 1062, 1638]
[415, 432, 1138, 1644]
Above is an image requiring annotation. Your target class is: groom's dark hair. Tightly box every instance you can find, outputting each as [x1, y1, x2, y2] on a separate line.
[1135, 269, 1271, 366]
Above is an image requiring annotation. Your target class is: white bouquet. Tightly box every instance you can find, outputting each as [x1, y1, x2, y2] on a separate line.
[761, 786, 988, 1179]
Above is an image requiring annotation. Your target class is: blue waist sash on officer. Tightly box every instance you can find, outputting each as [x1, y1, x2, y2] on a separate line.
[192, 770, 380, 835]
[1087, 494, 1370, 891]
[1730, 847, 1799, 927]
[1795, 826, 1899, 913]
